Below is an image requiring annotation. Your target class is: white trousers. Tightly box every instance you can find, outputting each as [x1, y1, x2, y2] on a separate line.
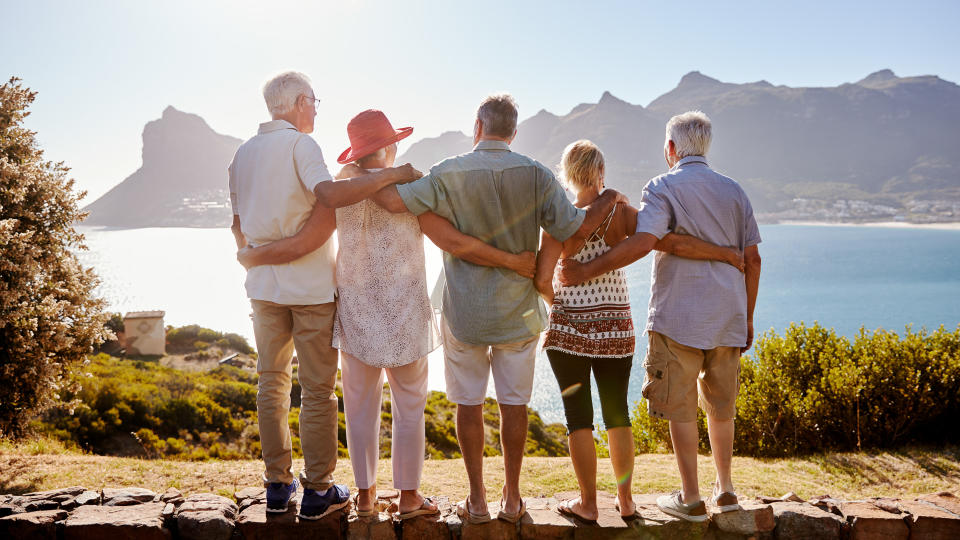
[340, 352, 428, 490]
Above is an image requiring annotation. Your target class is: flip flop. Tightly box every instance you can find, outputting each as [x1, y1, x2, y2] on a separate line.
[456, 497, 492, 524]
[615, 500, 641, 522]
[397, 496, 440, 520]
[496, 498, 527, 523]
[352, 494, 377, 517]
[556, 499, 598, 526]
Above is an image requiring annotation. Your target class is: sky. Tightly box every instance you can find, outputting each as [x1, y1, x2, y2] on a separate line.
[4, 0, 960, 202]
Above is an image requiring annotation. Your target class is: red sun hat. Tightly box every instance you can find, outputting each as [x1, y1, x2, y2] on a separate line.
[337, 109, 413, 164]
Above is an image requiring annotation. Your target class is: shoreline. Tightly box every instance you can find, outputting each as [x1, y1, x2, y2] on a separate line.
[773, 220, 960, 231]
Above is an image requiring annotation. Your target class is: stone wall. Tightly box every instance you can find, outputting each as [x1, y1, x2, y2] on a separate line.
[1, 485, 959, 539]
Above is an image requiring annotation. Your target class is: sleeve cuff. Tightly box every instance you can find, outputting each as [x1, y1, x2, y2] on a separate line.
[304, 175, 333, 196]
[635, 222, 668, 240]
[396, 183, 430, 216]
[552, 208, 586, 242]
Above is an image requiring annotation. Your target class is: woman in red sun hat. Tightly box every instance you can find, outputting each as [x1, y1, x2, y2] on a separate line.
[239, 109, 536, 519]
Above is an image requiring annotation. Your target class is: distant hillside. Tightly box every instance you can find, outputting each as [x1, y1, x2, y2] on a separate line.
[399, 70, 960, 223]
[83, 107, 241, 228]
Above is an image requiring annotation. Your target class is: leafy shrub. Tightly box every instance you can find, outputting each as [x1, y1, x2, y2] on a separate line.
[627, 323, 960, 456]
[0, 78, 109, 437]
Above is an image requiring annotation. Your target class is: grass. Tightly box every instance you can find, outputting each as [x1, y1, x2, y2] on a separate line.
[2, 438, 958, 500]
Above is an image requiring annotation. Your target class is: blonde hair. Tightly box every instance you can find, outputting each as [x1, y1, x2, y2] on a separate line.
[559, 140, 605, 192]
[665, 110, 712, 158]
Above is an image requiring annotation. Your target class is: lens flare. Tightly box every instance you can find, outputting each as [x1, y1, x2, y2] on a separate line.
[560, 383, 582, 397]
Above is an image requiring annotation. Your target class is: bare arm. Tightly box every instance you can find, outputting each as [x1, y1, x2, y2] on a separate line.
[535, 231, 563, 304]
[236, 205, 336, 269]
[557, 232, 658, 286]
[656, 234, 744, 271]
[418, 212, 535, 278]
[742, 244, 761, 353]
[563, 189, 628, 251]
[370, 184, 408, 213]
[230, 215, 246, 250]
[313, 163, 421, 209]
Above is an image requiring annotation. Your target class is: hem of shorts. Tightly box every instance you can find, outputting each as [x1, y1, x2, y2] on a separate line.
[446, 397, 486, 406]
[496, 398, 531, 406]
[543, 346, 634, 359]
[337, 346, 437, 369]
[249, 294, 336, 306]
[648, 407, 698, 423]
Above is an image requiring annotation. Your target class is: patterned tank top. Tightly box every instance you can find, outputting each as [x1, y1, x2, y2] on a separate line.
[543, 205, 635, 358]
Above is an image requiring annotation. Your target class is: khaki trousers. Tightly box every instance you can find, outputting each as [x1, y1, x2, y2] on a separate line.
[252, 299, 339, 490]
[340, 352, 428, 490]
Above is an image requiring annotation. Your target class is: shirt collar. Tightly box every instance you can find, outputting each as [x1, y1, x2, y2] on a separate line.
[671, 155, 708, 170]
[258, 119, 298, 134]
[473, 139, 511, 152]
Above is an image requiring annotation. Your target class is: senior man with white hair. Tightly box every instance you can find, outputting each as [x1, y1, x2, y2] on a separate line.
[559, 111, 763, 522]
[228, 71, 420, 519]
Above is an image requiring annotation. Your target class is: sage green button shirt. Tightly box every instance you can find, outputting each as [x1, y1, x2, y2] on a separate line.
[398, 140, 585, 345]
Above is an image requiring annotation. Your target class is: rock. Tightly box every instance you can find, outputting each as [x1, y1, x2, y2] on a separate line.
[102, 487, 157, 506]
[710, 502, 776, 535]
[631, 500, 711, 539]
[781, 492, 804, 503]
[0, 509, 67, 540]
[69, 491, 101, 509]
[839, 501, 909, 540]
[919, 492, 960, 516]
[347, 511, 397, 540]
[771, 501, 847, 540]
[869, 497, 902, 514]
[154, 487, 184, 505]
[176, 493, 238, 540]
[519, 507, 574, 539]
[461, 518, 519, 540]
[64, 502, 170, 540]
[5, 486, 88, 514]
[234, 501, 343, 539]
[898, 500, 960, 539]
[234, 487, 266, 504]
[0, 504, 18, 518]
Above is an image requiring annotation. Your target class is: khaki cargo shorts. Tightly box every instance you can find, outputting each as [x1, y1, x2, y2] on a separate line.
[641, 331, 741, 422]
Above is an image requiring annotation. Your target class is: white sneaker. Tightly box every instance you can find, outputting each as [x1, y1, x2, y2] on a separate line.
[656, 491, 708, 522]
[710, 484, 741, 513]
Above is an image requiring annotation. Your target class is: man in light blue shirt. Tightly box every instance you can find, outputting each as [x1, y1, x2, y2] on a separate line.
[375, 94, 626, 522]
[559, 111, 762, 522]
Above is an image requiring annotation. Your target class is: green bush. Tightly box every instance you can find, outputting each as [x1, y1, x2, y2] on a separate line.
[627, 323, 960, 457]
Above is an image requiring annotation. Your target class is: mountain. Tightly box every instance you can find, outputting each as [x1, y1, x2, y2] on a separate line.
[83, 106, 242, 228]
[399, 70, 960, 223]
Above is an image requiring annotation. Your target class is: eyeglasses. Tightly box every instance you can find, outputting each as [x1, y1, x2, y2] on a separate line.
[301, 95, 320, 111]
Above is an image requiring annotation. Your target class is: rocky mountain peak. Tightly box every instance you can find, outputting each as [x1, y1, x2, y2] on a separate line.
[678, 71, 722, 88]
[857, 69, 898, 86]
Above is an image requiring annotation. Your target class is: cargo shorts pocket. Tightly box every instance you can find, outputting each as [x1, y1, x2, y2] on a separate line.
[641, 353, 669, 404]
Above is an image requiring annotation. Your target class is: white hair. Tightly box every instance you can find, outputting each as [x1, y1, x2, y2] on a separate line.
[665, 110, 712, 158]
[262, 71, 313, 116]
[476, 93, 518, 138]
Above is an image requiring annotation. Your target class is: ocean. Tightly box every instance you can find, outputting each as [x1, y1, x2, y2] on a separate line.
[76, 224, 960, 424]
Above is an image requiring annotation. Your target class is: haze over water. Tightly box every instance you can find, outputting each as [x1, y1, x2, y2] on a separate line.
[77, 224, 960, 424]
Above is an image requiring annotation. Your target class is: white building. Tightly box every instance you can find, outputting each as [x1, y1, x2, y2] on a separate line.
[123, 310, 166, 356]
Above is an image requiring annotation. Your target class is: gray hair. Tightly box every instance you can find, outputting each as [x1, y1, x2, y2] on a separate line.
[262, 71, 313, 116]
[476, 93, 518, 138]
[665, 110, 712, 158]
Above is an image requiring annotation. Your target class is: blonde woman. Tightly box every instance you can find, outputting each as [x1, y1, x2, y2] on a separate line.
[535, 140, 743, 524]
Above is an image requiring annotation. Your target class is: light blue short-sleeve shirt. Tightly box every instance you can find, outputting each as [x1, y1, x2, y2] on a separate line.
[634, 156, 761, 349]
[398, 140, 585, 344]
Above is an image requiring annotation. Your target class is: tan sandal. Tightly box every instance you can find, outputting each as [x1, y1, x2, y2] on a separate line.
[496, 498, 527, 523]
[397, 496, 440, 520]
[456, 497, 491, 524]
[352, 493, 377, 517]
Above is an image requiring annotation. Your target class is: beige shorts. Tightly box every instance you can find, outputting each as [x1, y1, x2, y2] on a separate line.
[440, 318, 539, 406]
[642, 331, 741, 422]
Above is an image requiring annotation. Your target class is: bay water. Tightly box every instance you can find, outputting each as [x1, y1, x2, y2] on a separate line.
[76, 224, 960, 424]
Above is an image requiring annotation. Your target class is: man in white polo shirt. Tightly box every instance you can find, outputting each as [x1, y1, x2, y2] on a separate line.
[228, 71, 419, 519]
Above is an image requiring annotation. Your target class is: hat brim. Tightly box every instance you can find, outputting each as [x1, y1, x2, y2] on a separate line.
[337, 127, 414, 164]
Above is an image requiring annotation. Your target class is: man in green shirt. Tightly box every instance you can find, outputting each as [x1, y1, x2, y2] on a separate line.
[375, 94, 625, 523]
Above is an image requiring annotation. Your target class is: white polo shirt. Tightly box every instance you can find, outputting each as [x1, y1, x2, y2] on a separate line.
[228, 119, 336, 305]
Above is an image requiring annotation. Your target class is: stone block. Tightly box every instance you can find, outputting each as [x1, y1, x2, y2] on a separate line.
[918, 492, 960, 516]
[710, 502, 776, 535]
[234, 487, 266, 503]
[0, 509, 67, 540]
[771, 501, 846, 540]
[4, 486, 88, 514]
[175, 493, 238, 540]
[68, 490, 101, 509]
[102, 487, 157, 506]
[64, 502, 171, 540]
[402, 512, 450, 540]
[347, 511, 397, 540]
[461, 518, 520, 540]
[154, 487, 184, 505]
[840, 501, 909, 540]
[234, 502, 343, 539]
[520, 508, 575, 540]
[898, 500, 960, 540]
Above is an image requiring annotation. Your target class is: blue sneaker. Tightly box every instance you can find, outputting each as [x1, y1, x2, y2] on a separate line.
[298, 484, 350, 520]
[266, 478, 299, 513]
